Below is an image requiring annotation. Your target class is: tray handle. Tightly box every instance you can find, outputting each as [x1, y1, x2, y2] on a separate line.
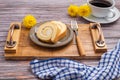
[6, 24, 19, 48]
[91, 23, 105, 47]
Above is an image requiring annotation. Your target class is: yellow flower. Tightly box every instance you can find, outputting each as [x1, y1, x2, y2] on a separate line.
[22, 14, 37, 28]
[78, 4, 91, 17]
[68, 5, 79, 17]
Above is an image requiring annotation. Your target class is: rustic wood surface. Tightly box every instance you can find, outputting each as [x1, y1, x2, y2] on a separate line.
[0, 0, 120, 79]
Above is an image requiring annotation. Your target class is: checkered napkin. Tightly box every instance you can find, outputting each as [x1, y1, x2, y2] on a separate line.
[30, 41, 120, 80]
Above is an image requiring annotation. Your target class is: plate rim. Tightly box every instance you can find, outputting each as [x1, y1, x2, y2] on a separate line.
[29, 22, 74, 48]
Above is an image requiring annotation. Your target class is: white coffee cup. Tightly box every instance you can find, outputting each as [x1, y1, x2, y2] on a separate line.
[87, 0, 115, 18]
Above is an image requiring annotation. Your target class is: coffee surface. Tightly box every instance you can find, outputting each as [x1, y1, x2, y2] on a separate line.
[90, 0, 112, 8]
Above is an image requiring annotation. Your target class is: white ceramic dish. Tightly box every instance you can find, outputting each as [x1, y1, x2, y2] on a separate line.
[83, 7, 120, 24]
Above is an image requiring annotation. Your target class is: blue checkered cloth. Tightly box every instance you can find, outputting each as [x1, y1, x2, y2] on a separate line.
[30, 41, 120, 80]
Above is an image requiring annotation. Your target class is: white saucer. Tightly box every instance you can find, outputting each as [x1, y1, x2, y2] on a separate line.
[83, 7, 120, 24]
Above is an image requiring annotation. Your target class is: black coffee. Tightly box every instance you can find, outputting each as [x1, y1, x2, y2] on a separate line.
[90, 0, 112, 8]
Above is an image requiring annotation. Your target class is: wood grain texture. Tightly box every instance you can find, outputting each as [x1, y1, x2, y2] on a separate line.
[0, 0, 120, 79]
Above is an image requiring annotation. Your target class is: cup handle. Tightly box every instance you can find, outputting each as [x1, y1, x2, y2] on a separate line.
[105, 8, 115, 20]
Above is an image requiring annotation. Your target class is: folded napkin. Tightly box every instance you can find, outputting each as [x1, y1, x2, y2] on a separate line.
[30, 41, 120, 80]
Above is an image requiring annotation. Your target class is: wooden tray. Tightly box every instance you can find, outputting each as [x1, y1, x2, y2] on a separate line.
[4, 23, 107, 60]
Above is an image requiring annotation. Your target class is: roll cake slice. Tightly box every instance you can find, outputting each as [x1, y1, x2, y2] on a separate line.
[51, 21, 67, 42]
[36, 22, 60, 43]
[36, 21, 67, 43]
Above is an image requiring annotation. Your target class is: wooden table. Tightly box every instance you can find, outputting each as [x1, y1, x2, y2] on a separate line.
[0, 0, 120, 79]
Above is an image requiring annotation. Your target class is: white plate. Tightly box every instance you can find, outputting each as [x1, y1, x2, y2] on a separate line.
[83, 7, 120, 24]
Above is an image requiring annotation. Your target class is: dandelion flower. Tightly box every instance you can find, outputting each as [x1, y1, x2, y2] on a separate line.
[68, 5, 79, 17]
[78, 4, 91, 17]
[22, 14, 37, 28]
